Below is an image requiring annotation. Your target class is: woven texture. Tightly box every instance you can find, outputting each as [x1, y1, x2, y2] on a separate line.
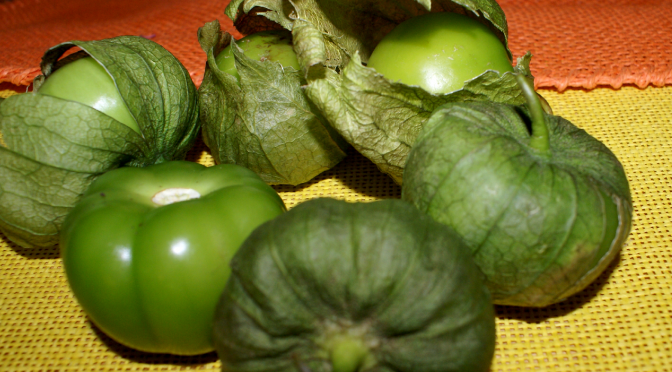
[0, 0, 240, 87]
[1, 85, 672, 371]
[1, 0, 671, 91]
[500, 0, 672, 91]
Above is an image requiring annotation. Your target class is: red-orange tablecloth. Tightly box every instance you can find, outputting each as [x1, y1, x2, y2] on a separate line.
[1, 0, 671, 90]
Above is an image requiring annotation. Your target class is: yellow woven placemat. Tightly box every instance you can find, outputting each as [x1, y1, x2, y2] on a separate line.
[1, 86, 671, 371]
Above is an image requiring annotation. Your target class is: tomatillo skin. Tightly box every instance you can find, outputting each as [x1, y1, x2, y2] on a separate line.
[215, 30, 300, 84]
[367, 12, 513, 94]
[59, 161, 286, 355]
[37, 56, 140, 133]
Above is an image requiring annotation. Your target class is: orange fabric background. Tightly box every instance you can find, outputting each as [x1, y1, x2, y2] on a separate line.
[0, 0, 240, 87]
[1, 0, 671, 91]
[500, 0, 672, 91]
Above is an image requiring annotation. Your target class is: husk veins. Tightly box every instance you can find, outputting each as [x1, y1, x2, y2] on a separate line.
[213, 198, 496, 371]
[224, 0, 531, 184]
[402, 99, 633, 307]
[197, 20, 347, 186]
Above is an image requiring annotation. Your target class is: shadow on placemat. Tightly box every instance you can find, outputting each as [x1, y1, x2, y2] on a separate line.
[90, 320, 219, 365]
[495, 253, 622, 322]
[272, 146, 403, 200]
[187, 132, 403, 201]
[331, 149, 402, 200]
[3, 233, 61, 259]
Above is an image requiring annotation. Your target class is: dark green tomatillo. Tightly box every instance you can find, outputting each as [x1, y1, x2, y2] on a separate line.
[60, 161, 286, 355]
[213, 198, 496, 372]
[402, 75, 632, 307]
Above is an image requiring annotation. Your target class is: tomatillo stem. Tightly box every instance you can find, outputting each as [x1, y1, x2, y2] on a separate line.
[330, 337, 370, 372]
[516, 74, 550, 154]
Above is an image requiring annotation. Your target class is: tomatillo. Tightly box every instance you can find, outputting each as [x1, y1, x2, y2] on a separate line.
[59, 161, 286, 355]
[367, 12, 513, 94]
[215, 30, 300, 84]
[37, 56, 140, 133]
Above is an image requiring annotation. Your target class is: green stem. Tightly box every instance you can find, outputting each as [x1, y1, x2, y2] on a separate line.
[516, 74, 550, 155]
[330, 337, 369, 372]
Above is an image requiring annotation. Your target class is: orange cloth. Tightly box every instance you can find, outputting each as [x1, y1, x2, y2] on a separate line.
[500, 0, 672, 90]
[0, 0, 240, 87]
[0, 0, 671, 90]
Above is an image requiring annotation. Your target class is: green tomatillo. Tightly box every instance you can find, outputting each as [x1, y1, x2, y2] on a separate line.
[402, 75, 632, 307]
[37, 56, 140, 133]
[213, 198, 496, 372]
[60, 161, 286, 355]
[231, 0, 534, 185]
[367, 12, 514, 94]
[197, 20, 347, 186]
[0, 36, 200, 248]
